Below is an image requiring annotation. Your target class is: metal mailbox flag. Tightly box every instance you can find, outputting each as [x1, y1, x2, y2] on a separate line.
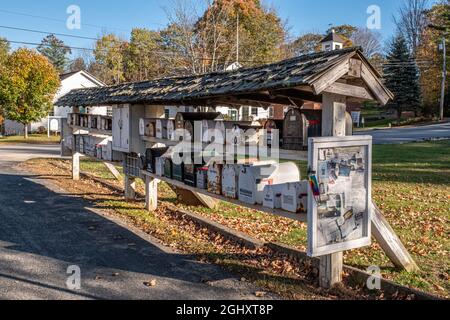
[307, 136, 373, 257]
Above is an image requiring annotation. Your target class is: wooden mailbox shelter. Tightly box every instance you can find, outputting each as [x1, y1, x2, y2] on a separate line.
[57, 47, 417, 288]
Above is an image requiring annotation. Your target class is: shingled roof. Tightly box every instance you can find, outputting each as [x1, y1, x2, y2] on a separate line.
[56, 47, 383, 107]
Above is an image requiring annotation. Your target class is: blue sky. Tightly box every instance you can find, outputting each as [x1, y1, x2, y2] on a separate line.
[0, 0, 438, 57]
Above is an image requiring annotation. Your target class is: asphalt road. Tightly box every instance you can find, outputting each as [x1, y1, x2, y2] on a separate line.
[0, 144, 273, 300]
[355, 122, 450, 144]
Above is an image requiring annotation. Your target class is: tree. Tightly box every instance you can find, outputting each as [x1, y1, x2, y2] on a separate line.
[350, 28, 382, 57]
[416, 0, 450, 115]
[289, 33, 323, 56]
[125, 28, 164, 81]
[0, 49, 60, 138]
[37, 34, 72, 73]
[395, 0, 430, 55]
[0, 37, 9, 64]
[0, 38, 10, 134]
[325, 25, 355, 48]
[326, 25, 357, 39]
[68, 57, 87, 72]
[383, 35, 422, 118]
[163, 0, 286, 74]
[93, 34, 128, 84]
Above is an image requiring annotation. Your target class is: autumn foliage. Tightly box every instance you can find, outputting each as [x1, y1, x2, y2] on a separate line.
[0, 48, 60, 138]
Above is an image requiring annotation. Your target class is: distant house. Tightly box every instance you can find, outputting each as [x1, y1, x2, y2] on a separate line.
[320, 29, 346, 51]
[3, 70, 106, 135]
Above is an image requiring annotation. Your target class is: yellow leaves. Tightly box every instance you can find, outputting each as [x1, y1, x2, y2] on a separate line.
[1, 48, 60, 124]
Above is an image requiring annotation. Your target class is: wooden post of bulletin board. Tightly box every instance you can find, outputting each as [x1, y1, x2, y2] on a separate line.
[318, 92, 347, 288]
[72, 107, 80, 181]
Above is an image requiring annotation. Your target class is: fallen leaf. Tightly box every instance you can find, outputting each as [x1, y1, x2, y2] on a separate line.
[144, 279, 157, 287]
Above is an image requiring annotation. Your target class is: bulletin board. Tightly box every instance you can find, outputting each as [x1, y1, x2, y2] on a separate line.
[307, 136, 372, 257]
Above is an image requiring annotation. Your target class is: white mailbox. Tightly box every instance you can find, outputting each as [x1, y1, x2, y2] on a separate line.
[155, 157, 165, 177]
[222, 164, 240, 199]
[239, 161, 299, 205]
[281, 181, 309, 213]
[207, 162, 223, 195]
[263, 184, 285, 209]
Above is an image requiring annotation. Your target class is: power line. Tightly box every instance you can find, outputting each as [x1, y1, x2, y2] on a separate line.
[0, 25, 100, 41]
[6, 39, 270, 64]
[7, 40, 94, 52]
[0, 8, 132, 33]
[0, 8, 167, 34]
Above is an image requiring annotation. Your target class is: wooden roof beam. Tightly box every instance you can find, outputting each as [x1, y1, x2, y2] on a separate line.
[270, 88, 322, 103]
[348, 58, 362, 78]
[323, 82, 375, 101]
[310, 60, 350, 95]
[360, 63, 394, 105]
[224, 93, 298, 107]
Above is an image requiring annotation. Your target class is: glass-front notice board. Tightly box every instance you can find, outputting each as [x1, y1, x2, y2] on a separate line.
[307, 136, 373, 257]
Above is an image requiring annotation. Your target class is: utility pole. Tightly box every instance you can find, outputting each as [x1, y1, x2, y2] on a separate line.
[440, 37, 447, 121]
[236, 13, 240, 64]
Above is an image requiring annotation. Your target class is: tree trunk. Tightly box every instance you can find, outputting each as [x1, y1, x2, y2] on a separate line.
[24, 124, 28, 139]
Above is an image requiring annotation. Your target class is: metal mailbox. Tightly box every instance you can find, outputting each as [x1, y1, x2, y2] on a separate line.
[283, 109, 322, 150]
[281, 181, 309, 213]
[172, 161, 185, 182]
[164, 157, 173, 179]
[155, 157, 165, 177]
[175, 112, 223, 142]
[207, 162, 223, 195]
[145, 147, 169, 173]
[184, 163, 203, 187]
[262, 119, 284, 147]
[263, 184, 285, 209]
[140, 118, 157, 137]
[221, 164, 240, 199]
[239, 162, 300, 205]
[196, 167, 209, 190]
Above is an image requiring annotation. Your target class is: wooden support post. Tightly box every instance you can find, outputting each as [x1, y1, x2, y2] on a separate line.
[103, 162, 122, 180]
[191, 191, 220, 209]
[318, 92, 418, 288]
[322, 92, 347, 137]
[145, 175, 159, 211]
[319, 252, 343, 289]
[372, 202, 419, 272]
[72, 151, 80, 181]
[319, 92, 346, 288]
[174, 188, 220, 209]
[124, 175, 136, 201]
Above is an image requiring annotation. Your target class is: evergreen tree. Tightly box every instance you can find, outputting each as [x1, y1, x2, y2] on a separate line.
[383, 34, 422, 118]
[37, 35, 72, 73]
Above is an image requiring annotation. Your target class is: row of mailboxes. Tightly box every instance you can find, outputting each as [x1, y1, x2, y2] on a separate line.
[139, 113, 261, 145]
[73, 135, 121, 162]
[139, 110, 352, 150]
[261, 109, 354, 150]
[68, 113, 113, 132]
[148, 150, 307, 213]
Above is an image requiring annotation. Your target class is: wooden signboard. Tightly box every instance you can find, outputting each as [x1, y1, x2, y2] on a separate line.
[307, 136, 372, 257]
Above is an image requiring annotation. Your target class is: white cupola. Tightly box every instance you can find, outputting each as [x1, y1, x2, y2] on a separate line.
[320, 29, 345, 51]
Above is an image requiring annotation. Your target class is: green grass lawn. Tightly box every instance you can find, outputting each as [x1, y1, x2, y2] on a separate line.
[0, 134, 60, 144]
[62, 140, 450, 297]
